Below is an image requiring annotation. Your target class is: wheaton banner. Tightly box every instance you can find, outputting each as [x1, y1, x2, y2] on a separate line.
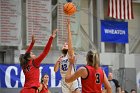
[0, 64, 108, 88]
[101, 20, 128, 43]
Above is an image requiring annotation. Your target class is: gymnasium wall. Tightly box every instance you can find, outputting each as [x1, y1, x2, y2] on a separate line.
[128, 3, 140, 53]
[1, 0, 140, 93]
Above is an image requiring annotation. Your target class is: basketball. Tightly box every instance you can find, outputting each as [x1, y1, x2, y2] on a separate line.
[63, 2, 76, 16]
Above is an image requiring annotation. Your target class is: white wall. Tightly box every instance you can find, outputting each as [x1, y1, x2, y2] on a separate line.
[80, 0, 89, 51]
[128, 3, 140, 53]
[134, 54, 140, 92]
[100, 53, 140, 92]
[100, 53, 122, 67]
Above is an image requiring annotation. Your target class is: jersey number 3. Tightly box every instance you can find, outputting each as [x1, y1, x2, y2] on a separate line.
[95, 73, 100, 84]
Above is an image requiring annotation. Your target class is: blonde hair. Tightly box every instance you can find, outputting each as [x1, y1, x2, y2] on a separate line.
[86, 50, 100, 69]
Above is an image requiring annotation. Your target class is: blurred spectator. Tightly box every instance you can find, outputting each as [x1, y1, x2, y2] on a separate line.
[121, 90, 128, 93]
[108, 72, 121, 93]
[38, 74, 51, 93]
[131, 89, 136, 93]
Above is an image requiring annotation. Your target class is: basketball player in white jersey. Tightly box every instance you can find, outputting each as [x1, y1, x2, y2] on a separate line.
[54, 43, 80, 93]
[54, 20, 80, 93]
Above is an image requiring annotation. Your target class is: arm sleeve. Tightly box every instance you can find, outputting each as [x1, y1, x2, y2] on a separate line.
[26, 41, 35, 53]
[34, 36, 53, 67]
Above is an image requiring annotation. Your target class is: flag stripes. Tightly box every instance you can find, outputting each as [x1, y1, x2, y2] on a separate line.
[108, 0, 134, 20]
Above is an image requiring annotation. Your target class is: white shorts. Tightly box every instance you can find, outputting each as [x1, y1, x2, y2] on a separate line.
[61, 79, 79, 93]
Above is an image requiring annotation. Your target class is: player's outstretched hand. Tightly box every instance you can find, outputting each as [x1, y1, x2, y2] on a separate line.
[32, 34, 35, 43]
[52, 29, 58, 38]
[57, 56, 63, 63]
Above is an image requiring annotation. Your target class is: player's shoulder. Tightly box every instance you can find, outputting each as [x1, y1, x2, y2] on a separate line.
[60, 55, 64, 57]
[78, 66, 87, 72]
[58, 55, 64, 59]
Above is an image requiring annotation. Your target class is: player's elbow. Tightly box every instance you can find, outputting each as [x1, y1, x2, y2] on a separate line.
[54, 67, 58, 72]
[106, 86, 112, 93]
[54, 69, 57, 72]
[107, 86, 112, 90]
[54, 68, 57, 72]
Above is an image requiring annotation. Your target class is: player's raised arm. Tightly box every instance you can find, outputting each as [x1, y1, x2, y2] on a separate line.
[54, 56, 62, 72]
[26, 34, 35, 53]
[34, 29, 57, 67]
[67, 19, 75, 63]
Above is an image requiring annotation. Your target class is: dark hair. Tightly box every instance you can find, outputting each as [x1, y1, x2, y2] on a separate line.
[131, 89, 136, 92]
[125, 90, 128, 93]
[41, 74, 49, 83]
[61, 49, 68, 55]
[86, 50, 100, 69]
[19, 52, 31, 66]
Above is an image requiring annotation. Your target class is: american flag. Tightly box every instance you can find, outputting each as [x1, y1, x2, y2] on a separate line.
[108, 0, 134, 20]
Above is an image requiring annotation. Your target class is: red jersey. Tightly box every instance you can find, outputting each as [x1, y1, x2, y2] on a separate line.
[40, 84, 49, 93]
[81, 65, 104, 93]
[22, 36, 53, 88]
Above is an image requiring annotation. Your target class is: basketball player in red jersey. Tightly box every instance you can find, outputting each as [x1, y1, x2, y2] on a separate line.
[65, 50, 112, 93]
[38, 74, 51, 93]
[19, 29, 57, 93]
[65, 20, 112, 93]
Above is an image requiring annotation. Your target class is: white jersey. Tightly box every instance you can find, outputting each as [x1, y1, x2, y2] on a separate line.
[109, 80, 116, 93]
[59, 55, 75, 79]
[59, 55, 79, 93]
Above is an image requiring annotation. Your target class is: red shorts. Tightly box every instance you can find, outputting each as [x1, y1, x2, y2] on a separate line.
[20, 87, 38, 93]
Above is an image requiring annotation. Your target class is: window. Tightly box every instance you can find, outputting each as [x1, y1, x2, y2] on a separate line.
[0, 51, 6, 64]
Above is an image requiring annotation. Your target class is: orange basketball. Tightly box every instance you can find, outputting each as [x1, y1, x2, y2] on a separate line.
[63, 2, 76, 16]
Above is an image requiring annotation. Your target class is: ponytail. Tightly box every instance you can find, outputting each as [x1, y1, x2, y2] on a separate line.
[86, 50, 100, 69]
[92, 52, 99, 69]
